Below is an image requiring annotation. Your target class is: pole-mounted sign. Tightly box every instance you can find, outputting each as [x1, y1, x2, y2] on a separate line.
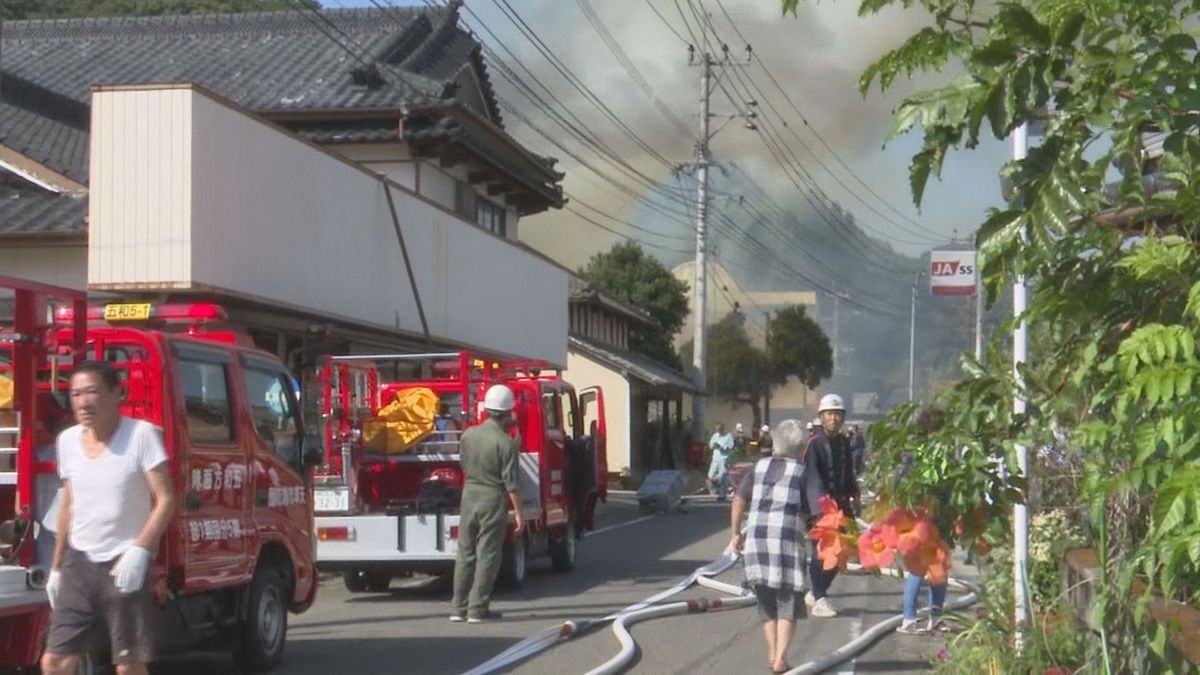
[929, 250, 977, 296]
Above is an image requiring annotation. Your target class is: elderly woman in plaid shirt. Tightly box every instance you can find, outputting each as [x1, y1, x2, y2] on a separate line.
[731, 419, 825, 674]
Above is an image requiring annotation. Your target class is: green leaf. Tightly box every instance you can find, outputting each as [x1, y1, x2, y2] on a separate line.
[972, 39, 1018, 67]
[997, 4, 1051, 47]
[976, 208, 1022, 246]
[985, 76, 1014, 137]
[1161, 33, 1198, 54]
[909, 145, 946, 207]
[1156, 485, 1190, 534]
[1053, 11, 1086, 47]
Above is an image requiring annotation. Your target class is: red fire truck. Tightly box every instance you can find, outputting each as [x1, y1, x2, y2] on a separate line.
[310, 352, 606, 590]
[0, 275, 318, 671]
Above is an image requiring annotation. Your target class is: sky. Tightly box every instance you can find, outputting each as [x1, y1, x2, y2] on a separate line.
[331, 0, 1012, 282]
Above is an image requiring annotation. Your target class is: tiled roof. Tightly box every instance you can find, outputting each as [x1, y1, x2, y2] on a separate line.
[568, 274, 656, 326]
[569, 336, 700, 393]
[0, 5, 499, 182]
[0, 171, 87, 236]
[0, 4, 568, 236]
[0, 74, 90, 184]
[287, 119, 401, 145]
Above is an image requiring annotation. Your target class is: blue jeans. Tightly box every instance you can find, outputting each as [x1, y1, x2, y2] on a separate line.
[902, 571, 947, 621]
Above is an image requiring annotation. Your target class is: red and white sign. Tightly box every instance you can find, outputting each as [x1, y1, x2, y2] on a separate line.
[930, 250, 977, 296]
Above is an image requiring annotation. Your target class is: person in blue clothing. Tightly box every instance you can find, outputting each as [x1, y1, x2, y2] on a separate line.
[707, 423, 735, 499]
[895, 407, 951, 635]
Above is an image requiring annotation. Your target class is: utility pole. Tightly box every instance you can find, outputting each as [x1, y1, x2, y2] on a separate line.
[690, 48, 712, 442]
[686, 43, 753, 441]
[908, 272, 923, 401]
[832, 292, 840, 374]
[763, 309, 772, 425]
[1012, 121, 1031, 647]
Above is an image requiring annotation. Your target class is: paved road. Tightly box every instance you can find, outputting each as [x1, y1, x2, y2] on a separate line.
[161, 494, 961, 674]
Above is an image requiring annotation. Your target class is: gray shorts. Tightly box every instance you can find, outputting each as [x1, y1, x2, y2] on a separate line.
[753, 585, 806, 621]
[46, 547, 160, 664]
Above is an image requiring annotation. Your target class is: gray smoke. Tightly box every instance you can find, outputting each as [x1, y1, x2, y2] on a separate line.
[464, 0, 991, 268]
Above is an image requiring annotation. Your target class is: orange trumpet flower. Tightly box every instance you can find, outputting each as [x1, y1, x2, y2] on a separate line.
[856, 523, 898, 571]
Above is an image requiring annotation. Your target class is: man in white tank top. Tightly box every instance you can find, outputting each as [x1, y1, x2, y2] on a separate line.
[41, 360, 176, 675]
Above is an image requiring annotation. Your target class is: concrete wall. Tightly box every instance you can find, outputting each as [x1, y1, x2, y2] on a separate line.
[88, 84, 567, 364]
[564, 349, 631, 475]
[0, 243, 88, 290]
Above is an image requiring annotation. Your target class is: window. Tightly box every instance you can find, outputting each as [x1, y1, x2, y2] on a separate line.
[558, 391, 578, 440]
[475, 198, 507, 237]
[179, 360, 234, 443]
[244, 368, 301, 469]
[541, 391, 562, 434]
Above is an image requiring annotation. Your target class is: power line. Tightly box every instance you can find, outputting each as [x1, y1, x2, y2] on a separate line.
[572, 0, 692, 136]
[711, 0, 940, 233]
[643, 0, 691, 45]
[489, 0, 679, 170]
[357, 0, 909, 318]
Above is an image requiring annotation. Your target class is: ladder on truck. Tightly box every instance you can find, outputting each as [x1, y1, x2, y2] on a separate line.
[0, 274, 86, 568]
[0, 411, 20, 487]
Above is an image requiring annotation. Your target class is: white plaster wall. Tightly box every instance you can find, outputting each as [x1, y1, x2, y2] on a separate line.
[564, 349, 631, 475]
[87, 86, 567, 364]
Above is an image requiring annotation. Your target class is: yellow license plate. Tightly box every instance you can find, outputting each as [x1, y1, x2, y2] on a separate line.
[103, 303, 152, 321]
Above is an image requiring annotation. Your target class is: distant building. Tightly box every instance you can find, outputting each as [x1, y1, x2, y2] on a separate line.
[1, 5, 568, 366]
[563, 275, 699, 479]
[671, 259, 823, 428]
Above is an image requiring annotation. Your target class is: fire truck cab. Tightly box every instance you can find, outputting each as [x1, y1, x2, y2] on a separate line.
[0, 275, 318, 671]
[311, 353, 606, 590]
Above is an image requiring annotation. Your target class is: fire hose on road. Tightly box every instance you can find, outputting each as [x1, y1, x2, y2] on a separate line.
[462, 539, 979, 675]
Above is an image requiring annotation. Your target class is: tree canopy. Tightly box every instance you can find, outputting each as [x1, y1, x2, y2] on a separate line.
[783, 0, 1200, 669]
[2, 0, 318, 19]
[766, 305, 832, 389]
[578, 242, 690, 368]
[683, 305, 831, 429]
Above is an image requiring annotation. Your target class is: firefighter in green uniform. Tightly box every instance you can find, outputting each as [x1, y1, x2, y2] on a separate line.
[449, 384, 526, 623]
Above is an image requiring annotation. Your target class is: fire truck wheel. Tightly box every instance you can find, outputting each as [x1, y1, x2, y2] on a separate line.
[498, 535, 527, 590]
[363, 572, 392, 593]
[549, 518, 577, 573]
[342, 570, 369, 593]
[238, 565, 288, 671]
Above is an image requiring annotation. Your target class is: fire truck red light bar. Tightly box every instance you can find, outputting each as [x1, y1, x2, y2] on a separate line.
[55, 303, 228, 324]
[317, 527, 353, 541]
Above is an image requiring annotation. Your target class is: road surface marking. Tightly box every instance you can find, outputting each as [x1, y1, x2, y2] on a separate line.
[835, 602, 865, 674]
[589, 515, 654, 536]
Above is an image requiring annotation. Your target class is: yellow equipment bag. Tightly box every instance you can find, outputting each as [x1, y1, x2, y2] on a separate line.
[361, 386, 439, 454]
[0, 373, 12, 410]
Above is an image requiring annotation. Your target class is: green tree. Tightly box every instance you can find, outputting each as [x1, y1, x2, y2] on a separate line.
[701, 310, 771, 429]
[2, 0, 318, 19]
[783, 0, 1200, 670]
[766, 304, 833, 389]
[681, 307, 832, 429]
[578, 242, 690, 368]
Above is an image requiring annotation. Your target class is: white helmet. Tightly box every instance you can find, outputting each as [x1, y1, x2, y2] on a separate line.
[818, 393, 845, 413]
[761, 424, 771, 433]
[483, 384, 515, 412]
[735, 423, 744, 433]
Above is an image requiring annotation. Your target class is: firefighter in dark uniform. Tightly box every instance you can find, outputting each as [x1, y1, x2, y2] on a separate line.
[803, 393, 859, 619]
[449, 384, 525, 623]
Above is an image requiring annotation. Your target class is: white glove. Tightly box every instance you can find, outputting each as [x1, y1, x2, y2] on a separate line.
[110, 546, 152, 595]
[46, 569, 63, 610]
